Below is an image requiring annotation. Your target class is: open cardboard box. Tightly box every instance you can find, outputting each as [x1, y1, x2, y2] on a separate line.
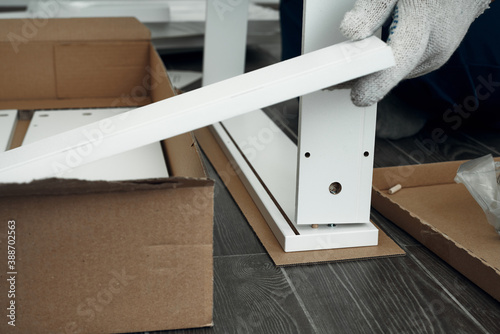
[372, 158, 500, 302]
[0, 18, 214, 333]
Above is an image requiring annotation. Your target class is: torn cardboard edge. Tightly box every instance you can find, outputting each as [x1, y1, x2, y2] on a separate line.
[372, 158, 500, 302]
[195, 126, 405, 266]
[0, 176, 214, 198]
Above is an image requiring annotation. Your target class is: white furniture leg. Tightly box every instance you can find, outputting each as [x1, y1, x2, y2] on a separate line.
[295, 0, 378, 226]
[202, 0, 249, 86]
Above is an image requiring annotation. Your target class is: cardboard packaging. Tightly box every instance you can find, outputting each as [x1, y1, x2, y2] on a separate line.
[0, 18, 214, 333]
[372, 159, 500, 302]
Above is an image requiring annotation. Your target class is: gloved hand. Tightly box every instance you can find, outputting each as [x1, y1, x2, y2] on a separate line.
[340, 0, 491, 107]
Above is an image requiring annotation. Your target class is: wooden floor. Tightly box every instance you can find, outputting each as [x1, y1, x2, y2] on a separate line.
[144, 44, 500, 334]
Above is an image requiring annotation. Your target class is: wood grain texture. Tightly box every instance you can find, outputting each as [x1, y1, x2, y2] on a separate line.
[211, 254, 315, 334]
[202, 152, 267, 257]
[374, 138, 414, 168]
[283, 255, 491, 334]
[386, 124, 497, 164]
[407, 246, 500, 334]
[370, 209, 420, 248]
[160, 255, 315, 334]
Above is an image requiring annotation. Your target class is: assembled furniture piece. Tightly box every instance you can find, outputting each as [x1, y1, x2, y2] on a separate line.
[204, 0, 393, 251]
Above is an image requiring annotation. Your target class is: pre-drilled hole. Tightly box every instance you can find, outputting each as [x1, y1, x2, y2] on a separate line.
[329, 182, 342, 195]
[364, 151, 370, 157]
[305, 152, 311, 158]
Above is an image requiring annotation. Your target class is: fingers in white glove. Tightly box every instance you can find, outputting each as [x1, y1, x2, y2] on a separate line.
[340, 0, 398, 40]
[351, 4, 430, 106]
[341, 0, 491, 107]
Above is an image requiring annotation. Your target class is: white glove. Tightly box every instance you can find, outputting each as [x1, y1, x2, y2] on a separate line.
[340, 0, 491, 107]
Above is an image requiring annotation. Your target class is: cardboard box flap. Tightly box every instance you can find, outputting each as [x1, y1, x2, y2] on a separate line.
[0, 17, 150, 43]
[0, 177, 214, 198]
[164, 133, 208, 179]
[372, 158, 500, 302]
[373, 157, 500, 190]
[0, 17, 153, 108]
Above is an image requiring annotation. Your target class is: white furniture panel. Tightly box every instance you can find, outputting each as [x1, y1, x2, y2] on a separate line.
[0, 110, 17, 152]
[22, 108, 169, 181]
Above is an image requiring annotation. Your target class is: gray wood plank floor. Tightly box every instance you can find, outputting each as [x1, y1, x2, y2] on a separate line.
[138, 45, 500, 334]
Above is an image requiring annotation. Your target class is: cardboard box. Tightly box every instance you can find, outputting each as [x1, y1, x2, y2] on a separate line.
[372, 158, 500, 302]
[0, 18, 214, 333]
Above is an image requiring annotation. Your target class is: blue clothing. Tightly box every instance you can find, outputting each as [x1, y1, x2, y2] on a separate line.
[389, 1, 500, 129]
[280, 0, 303, 61]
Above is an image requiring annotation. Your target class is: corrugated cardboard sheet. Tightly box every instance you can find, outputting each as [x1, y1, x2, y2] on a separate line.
[0, 18, 152, 108]
[372, 158, 500, 302]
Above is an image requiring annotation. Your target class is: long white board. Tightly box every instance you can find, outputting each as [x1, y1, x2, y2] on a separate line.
[0, 37, 394, 183]
[23, 108, 169, 181]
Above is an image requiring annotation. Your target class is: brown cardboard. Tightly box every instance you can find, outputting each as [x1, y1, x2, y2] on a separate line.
[195, 127, 405, 266]
[0, 18, 152, 109]
[0, 18, 213, 333]
[372, 158, 500, 302]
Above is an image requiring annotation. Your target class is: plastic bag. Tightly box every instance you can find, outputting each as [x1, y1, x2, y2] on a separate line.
[455, 154, 500, 235]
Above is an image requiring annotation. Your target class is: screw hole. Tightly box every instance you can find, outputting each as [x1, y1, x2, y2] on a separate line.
[305, 152, 311, 158]
[329, 182, 342, 195]
[364, 151, 370, 157]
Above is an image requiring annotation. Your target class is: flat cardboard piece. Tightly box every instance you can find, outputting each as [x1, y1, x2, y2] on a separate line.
[195, 127, 405, 266]
[372, 159, 500, 302]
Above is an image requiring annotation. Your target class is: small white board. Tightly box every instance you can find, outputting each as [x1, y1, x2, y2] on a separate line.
[0, 110, 18, 152]
[23, 108, 169, 181]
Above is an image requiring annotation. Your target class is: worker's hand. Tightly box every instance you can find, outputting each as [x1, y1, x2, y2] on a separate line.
[340, 0, 491, 107]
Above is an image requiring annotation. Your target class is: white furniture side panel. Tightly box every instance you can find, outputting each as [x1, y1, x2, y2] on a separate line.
[202, 0, 249, 86]
[0, 110, 18, 152]
[295, 0, 379, 225]
[23, 108, 169, 181]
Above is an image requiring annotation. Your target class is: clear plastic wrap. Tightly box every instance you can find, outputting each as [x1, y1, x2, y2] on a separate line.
[455, 154, 500, 235]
